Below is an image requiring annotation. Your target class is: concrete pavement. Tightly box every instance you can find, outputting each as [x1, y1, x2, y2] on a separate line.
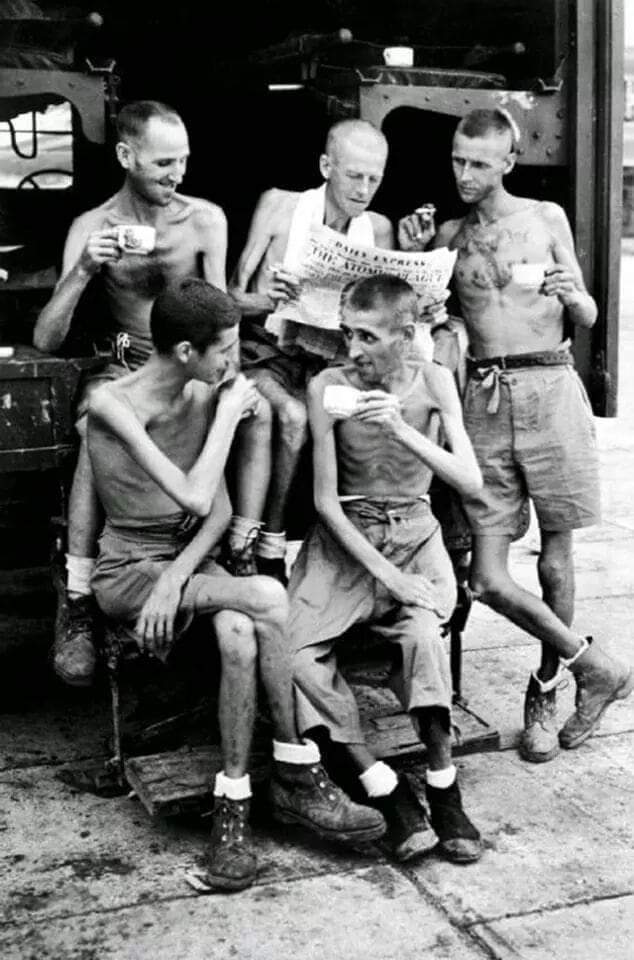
[0, 256, 633, 959]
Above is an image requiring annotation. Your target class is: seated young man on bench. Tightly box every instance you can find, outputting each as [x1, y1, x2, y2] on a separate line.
[86, 277, 385, 893]
[289, 275, 484, 864]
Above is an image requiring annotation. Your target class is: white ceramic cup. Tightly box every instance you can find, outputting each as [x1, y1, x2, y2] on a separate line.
[512, 262, 547, 287]
[323, 384, 362, 419]
[383, 46, 414, 67]
[117, 224, 156, 255]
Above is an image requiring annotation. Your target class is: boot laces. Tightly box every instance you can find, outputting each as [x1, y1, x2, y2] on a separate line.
[217, 797, 248, 844]
[310, 764, 338, 803]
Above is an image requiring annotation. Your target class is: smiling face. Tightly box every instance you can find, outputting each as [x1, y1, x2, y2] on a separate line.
[451, 129, 515, 205]
[320, 130, 387, 222]
[340, 303, 412, 387]
[186, 326, 240, 387]
[118, 117, 190, 207]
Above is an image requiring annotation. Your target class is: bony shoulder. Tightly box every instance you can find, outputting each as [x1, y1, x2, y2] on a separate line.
[423, 359, 455, 400]
[435, 217, 464, 248]
[308, 366, 347, 400]
[181, 196, 227, 226]
[259, 187, 298, 214]
[537, 200, 567, 223]
[86, 380, 117, 419]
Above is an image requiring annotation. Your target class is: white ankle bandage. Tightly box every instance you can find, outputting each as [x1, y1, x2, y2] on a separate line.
[66, 555, 95, 597]
[560, 636, 591, 670]
[256, 531, 287, 560]
[214, 771, 252, 800]
[359, 761, 398, 798]
[273, 739, 320, 765]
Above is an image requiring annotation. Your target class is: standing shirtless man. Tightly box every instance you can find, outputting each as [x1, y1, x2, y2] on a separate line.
[289, 275, 484, 863]
[87, 278, 382, 892]
[228, 119, 393, 581]
[401, 108, 632, 761]
[33, 100, 269, 686]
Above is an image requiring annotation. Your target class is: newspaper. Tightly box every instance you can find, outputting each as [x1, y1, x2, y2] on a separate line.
[269, 225, 457, 332]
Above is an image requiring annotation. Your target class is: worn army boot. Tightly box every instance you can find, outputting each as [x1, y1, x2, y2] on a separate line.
[52, 593, 98, 687]
[427, 779, 483, 864]
[202, 796, 257, 892]
[559, 638, 633, 750]
[270, 762, 386, 845]
[371, 776, 437, 862]
[519, 671, 562, 763]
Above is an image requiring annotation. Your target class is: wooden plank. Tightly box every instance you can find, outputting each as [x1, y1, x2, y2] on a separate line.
[124, 691, 499, 819]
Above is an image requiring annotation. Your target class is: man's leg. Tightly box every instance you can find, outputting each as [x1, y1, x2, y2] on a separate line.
[470, 534, 633, 752]
[223, 400, 272, 576]
[520, 530, 575, 762]
[203, 609, 259, 891]
[251, 374, 308, 583]
[54, 422, 101, 687]
[184, 574, 386, 848]
[375, 587, 482, 864]
[415, 708, 482, 863]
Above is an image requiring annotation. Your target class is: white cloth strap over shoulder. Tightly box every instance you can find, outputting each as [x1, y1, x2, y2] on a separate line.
[282, 183, 375, 271]
[267, 184, 374, 336]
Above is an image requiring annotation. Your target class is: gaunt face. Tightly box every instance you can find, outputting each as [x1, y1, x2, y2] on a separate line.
[189, 326, 240, 386]
[340, 304, 410, 387]
[122, 118, 190, 207]
[320, 133, 387, 222]
[451, 130, 514, 205]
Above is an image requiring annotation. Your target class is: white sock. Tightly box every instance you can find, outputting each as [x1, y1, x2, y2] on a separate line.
[256, 530, 287, 560]
[359, 761, 398, 798]
[273, 739, 320, 765]
[66, 555, 95, 597]
[227, 515, 262, 552]
[426, 765, 456, 790]
[213, 771, 252, 800]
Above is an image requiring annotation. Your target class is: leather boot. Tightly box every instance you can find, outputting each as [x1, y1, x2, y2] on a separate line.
[559, 642, 633, 749]
[270, 761, 386, 845]
[371, 776, 437, 862]
[427, 779, 483, 864]
[519, 672, 561, 763]
[53, 594, 98, 687]
[202, 796, 257, 892]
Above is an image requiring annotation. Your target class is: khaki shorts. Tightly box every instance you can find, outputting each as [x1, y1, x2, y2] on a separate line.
[92, 516, 226, 646]
[462, 363, 601, 536]
[288, 498, 456, 745]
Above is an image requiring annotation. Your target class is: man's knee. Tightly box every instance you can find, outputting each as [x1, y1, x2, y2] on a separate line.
[250, 575, 289, 622]
[252, 393, 273, 431]
[469, 567, 511, 607]
[537, 550, 572, 594]
[277, 397, 308, 451]
[75, 414, 88, 440]
[214, 610, 258, 668]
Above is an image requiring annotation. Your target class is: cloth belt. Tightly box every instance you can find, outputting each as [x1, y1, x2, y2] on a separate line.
[466, 345, 573, 414]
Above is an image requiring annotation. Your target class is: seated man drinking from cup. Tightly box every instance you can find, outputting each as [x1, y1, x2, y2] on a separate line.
[87, 278, 383, 893]
[288, 274, 485, 865]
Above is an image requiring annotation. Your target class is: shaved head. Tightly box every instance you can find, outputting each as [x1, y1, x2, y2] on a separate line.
[325, 119, 388, 162]
[456, 108, 519, 154]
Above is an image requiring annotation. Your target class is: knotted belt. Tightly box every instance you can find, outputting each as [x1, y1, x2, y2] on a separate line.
[466, 345, 574, 414]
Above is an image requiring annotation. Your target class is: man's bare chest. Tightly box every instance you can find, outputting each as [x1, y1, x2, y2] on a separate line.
[453, 216, 553, 292]
[105, 223, 202, 299]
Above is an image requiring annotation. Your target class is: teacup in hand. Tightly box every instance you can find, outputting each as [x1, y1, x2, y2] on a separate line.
[512, 262, 547, 287]
[117, 225, 156, 255]
[323, 384, 362, 419]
